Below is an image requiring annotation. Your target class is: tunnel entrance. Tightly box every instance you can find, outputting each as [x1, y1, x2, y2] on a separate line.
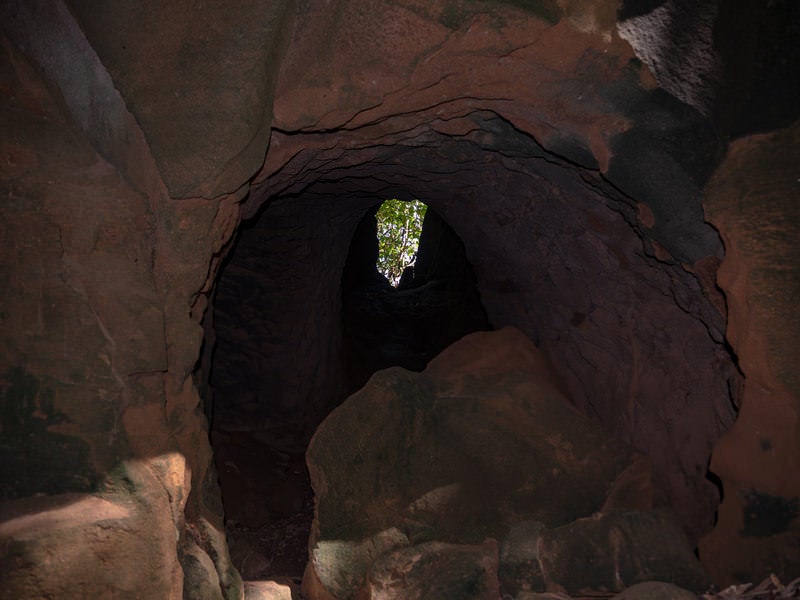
[201, 111, 740, 589]
[206, 193, 489, 583]
[374, 198, 427, 287]
[342, 202, 491, 386]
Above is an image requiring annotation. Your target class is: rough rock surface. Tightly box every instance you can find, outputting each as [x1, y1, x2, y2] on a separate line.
[0, 7, 246, 598]
[0, 455, 187, 599]
[243, 580, 294, 600]
[235, 0, 741, 547]
[538, 510, 709, 594]
[367, 540, 501, 600]
[0, 0, 797, 594]
[303, 328, 705, 599]
[211, 195, 366, 429]
[499, 520, 548, 595]
[610, 581, 699, 600]
[699, 121, 800, 585]
[181, 537, 226, 600]
[60, 0, 295, 198]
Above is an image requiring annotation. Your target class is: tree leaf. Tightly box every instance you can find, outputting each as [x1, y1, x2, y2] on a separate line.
[376, 199, 427, 286]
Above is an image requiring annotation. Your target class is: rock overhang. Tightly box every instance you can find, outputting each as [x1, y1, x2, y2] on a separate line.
[4, 0, 797, 593]
[220, 94, 739, 545]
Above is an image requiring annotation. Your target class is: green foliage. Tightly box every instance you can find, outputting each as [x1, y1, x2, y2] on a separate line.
[376, 199, 427, 286]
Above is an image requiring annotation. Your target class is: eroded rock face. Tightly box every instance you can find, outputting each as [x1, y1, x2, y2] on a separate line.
[304, 328, 705, 598]
[1, 5, 249, 597]
[0, 455, 188, 599]
[212, 195, 366, 429]
[60, 0, 295, 198]
[1, 0, 797, 594]
[229, 0, 741, 548]
[538, 510, 709, 594]
[699, 121, 800, 585]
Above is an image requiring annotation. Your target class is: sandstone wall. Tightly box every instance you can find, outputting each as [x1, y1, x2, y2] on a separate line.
[1, 1, 294, 597]
[0, 0, 797, 594]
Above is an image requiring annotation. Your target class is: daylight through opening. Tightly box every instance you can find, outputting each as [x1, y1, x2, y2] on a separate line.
[203, 113, 741, 591]
[375, 199, 427, 286]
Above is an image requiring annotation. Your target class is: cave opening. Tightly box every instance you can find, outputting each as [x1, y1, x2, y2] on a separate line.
[202, 115, 740, 587]
[206, 189, 490, 582]
[374, 198, 427, 287]
[342, 199, 491, 386]
[5, 2, 799, 594]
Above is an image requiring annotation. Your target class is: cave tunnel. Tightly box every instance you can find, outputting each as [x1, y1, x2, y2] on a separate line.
[205, 108, 740, 583]
[2, 0, 799, 597]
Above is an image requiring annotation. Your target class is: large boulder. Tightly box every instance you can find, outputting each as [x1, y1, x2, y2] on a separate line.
[0, 454, 188, 599]
[303, 328, 656, 599]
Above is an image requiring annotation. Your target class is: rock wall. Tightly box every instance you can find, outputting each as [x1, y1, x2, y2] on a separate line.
[242, 0, 739, 546]
[699, 121, 800, 584]
[0, 0, 797, 595]
[1, 1, 294, 597]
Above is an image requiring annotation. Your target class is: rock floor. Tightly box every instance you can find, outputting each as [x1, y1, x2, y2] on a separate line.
[211, 425, 313, 597]
[210, 427, 799, 600]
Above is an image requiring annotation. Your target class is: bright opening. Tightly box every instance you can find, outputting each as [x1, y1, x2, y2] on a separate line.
[375, 199, 427, 286]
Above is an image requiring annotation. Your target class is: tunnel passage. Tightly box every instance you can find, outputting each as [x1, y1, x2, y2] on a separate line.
[208, 190, 491, 579]
[204, 108, 740, 580]
[2, 2, 797, 596]
[342, 203, 491, 389]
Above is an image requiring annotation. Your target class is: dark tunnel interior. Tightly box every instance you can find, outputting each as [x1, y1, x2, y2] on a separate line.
[202, 112, 741, 581]
[3, 0, 800, 595]
[341, 203, 491, 387]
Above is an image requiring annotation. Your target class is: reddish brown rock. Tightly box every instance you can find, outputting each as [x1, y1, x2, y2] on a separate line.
[0, 30, 163, 496]
[243, 0, 740, 546]
[0, 13, 247, 598]
[271, 0, 637, 157]
[700, 121, 800, 586]
[60, 0, 296, 198]
[0, 455, 187, 599]
[0, 0, 797, 596]
[303, 328, 652, 599]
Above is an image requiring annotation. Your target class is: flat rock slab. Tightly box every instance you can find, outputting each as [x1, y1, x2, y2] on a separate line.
[304, 328, 650, 599]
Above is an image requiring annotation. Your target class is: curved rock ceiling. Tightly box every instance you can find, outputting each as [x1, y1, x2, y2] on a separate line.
[211, 1, 743, 545]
